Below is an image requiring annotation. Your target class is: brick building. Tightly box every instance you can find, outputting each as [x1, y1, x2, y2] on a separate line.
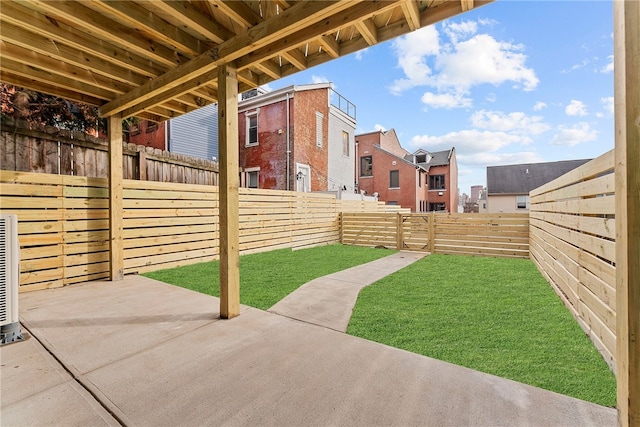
[355, 129, 457, 212]
[128, 83, 357, 193]
[238, 83, 357, 192]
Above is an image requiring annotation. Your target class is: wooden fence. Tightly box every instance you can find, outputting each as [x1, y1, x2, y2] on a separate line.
[1, 117, 219, 184]
[341, 212, 530, 258]
[529, 150, 616, 369]
[0, 170, 401, 291]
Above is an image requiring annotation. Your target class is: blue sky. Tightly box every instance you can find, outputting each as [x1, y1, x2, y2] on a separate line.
[266, 1, 614, 197]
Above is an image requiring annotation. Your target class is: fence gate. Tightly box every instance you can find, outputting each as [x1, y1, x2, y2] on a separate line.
[399, 214, 432, 252]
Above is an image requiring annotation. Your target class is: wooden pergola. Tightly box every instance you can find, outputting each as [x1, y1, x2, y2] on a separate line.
[0, 1, 637, 424]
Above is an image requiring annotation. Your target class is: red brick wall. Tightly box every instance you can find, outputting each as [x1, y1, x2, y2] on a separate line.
[127, 121, 166, 150]
[238, 100, 289, 190]
[427, 164, 453, 212]
[371, 148, 417, 210]
[291, 89, 329, 191]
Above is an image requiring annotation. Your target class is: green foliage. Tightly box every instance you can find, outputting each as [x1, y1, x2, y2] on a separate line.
[144, 244, 395, 310]
[347, 254, 617, 407]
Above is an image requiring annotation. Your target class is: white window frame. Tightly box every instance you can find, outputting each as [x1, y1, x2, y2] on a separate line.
[245, 167, 260, 189]
[516, 195, 530, 210]
[245, 110, 258, 146]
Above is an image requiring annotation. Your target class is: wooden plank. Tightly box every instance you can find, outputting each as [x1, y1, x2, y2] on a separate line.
[124, 254, 217, 275]
[532, 150, 615, 197]
[0, 182, 62, 197]
[109, 114, 124, 281]
[124, 232, 216, 250]
[530, 211, 616, 240]
[124, 247, 217, 271]
[614, 1, 640, 424]
[531, 172, 614, 204]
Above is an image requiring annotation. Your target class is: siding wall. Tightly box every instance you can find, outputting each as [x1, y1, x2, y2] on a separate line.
[169, 103, 219, 161]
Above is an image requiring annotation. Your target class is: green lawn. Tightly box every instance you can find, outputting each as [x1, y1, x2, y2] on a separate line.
[143, 244, 395, 310]
[346, 254, 617, 407]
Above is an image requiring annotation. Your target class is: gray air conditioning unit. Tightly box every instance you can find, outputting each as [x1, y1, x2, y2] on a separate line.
[1, 214, 24, 345]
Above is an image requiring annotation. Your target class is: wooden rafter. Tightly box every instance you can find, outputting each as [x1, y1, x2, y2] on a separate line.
[99, 1, 360, 117]
[212, 0, 263, 28]
[355, 18, 379, 46]
[148, 1, 234, 44]
[1, 0, 495, 123]
[401, 0, 421, 31]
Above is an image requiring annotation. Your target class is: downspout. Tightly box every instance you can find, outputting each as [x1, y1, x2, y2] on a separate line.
[354, 140, 359, 193]
[286, 92, 291, 190]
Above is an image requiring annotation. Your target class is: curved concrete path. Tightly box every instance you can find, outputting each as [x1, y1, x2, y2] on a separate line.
[268, 251, 426, 331]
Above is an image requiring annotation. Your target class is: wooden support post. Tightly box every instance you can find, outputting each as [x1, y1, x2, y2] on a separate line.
[396, 213, 403, 250]
[614, 1, 640, 426]
[429, 212, 436, 253]
[108, 113, 124, 281]
[218, 62, 240, 319]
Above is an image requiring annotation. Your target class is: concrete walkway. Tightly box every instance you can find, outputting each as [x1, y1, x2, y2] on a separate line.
[269, 251, 426, 331]
[1, 255, 617, 427]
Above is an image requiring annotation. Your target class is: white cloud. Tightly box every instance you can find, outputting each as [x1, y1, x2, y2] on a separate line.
[311, 75, 331, 85]
[436, 34, 538, 92]
[549, 122, 598, 146]
[596, 96, 614, 118]
[443, 20, 478, 44]
[565, 100, 588, 116]
[389, 26, 440, 94]
[259, 84, 274, 93]
[533, 102, 547, 111]
[374, 124, 387, 132]
[410, 129, 529, 155]
[485, 93, 497, 103]
[470, 110, 551, 135]
[354, 48, 369, 61]
[421, 92, 472, 109]
[388, 20, 538, 108]
[600, 55, 614, 73]
[458, 151, 543, 166]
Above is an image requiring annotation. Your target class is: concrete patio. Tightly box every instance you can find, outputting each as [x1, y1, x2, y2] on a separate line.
[1, 269, 616, 426]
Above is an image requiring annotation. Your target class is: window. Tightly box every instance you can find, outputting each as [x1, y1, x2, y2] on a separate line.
[516, 195, 530, 209]
[418, 172, 422, 188]
[342, 131, 349, 157]
[146, 121, 158, 132]
[248, 171, 259, 188]
[129, 122, 140, 136]
[430, 202, 446, 212]
[360, 156, 372, 177]
[244, 168, 260, 189]
[315, 112, 324, 147]
[389, 170, 399, 188]
[429, 174, 445, 190]
[246, 112, 258, 146]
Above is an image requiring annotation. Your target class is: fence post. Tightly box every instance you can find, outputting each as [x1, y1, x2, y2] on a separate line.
[339, 212, 343, 244]
[396, 213, 403, 250]
[429, 212, 436, 253]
